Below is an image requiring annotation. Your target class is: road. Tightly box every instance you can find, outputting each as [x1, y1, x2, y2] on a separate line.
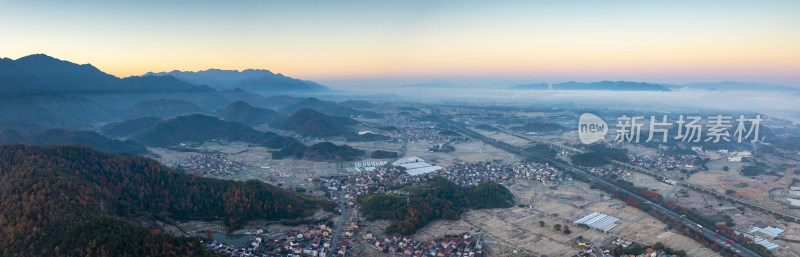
[430, 108, 761, 257]
[331, 187, 347, 252]
[515, 130, 799, 223]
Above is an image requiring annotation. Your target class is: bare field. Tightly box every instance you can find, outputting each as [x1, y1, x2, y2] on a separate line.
[777, 222, 800, 257]
[690, 158, 799, 212]
[425, 180, 720, 257]
[475, 130, 530, 148]
[330, 140, 404, 153]
[613, 214, 720, 257]
[151, 142, 342, 193]
[449, 141, 518, 163]
[621, 172, 675, 196]
[687, 170, 729, 193]
[411, 219, 474, 242]
[402, 141, 516, 167]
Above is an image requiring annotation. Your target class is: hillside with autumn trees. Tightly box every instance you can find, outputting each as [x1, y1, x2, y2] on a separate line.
[359, 177, 513, 235]
[0, 144, 334, 257]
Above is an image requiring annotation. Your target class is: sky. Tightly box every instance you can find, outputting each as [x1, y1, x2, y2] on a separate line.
[2, 0, 799, 85]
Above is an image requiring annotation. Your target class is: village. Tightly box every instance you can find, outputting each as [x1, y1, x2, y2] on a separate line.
[201, 155, 573, 257]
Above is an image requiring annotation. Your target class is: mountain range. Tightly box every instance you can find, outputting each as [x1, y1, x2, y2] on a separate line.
[0, 54, 213, 94]
[126, 99, 207, 119]
[271, 108, 358, 137]
[214, 100, 283, 126]
[0, 54, 329, 129]
[280, 97, 381, 118]
[144, 69, 329, 93]
[133, 114, 298, 148]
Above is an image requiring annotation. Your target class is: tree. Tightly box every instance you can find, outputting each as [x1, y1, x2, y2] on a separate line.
[539, 220, 545, 227]
[653, 242, 665, 250]
[675, 250, 687, 257]
[554, 224, 562, 231]
[725, 217, 735, 227]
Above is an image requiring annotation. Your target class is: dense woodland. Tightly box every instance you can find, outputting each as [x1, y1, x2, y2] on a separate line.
[134, 114, 292, 147]
[100, 117, 163, 138]
[214, 100, 283, 126]
[359, 177, 513, 235]
[0, 128, 150, 155]
[571, 144, 629, 167]
[271, 108, 357, 137]
[523, 144, 558, 159]
[271, 141, 365, 161]
[0, 144, 334, 256]
[302, 142, 365, 161]
[370, 150, 399, 159]
[344, 132, 391, 142]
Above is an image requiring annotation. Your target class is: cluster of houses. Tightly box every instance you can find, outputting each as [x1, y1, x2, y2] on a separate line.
[440, 161, 568, 187]
[176, 153, 246, 175]
[321, 158, 570, 214]
[371, 232, 484, 257]
[626, 151, 698, 172]
[578, 237, 679, 257]
[204, 224, 350, 257]
[321, 164, 427, 209]
[391, 126, 466, 145]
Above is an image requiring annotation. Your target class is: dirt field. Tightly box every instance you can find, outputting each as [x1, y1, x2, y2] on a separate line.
[450, 141, 519, 163]
[331, 140, 404, 154]
[776, 222, 800, 257]
[474, 129, 530, 148]
[688, 157, 800, 213]
[411, 219, 474, 242]
[687, 169, 730, 193]
[621, 172, 676, 196]
[412, 180, 722, 257]
[150, 142, 343, 194]
[401, 140, 516, 167]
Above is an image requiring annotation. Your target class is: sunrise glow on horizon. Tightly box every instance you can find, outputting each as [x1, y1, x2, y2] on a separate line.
[2, 0, 799, 85]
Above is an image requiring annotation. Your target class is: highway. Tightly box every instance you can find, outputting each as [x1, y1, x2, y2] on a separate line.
[431, 108, 761, 257]
[513, 130, 799, 223]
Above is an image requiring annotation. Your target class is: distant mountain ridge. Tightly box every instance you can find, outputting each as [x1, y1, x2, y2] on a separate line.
[133, 114, 302, 149]
[126, 99, 207, 119]
[101, 117, 163, 138]
[271, 108, 358, 137]
[511, 80, 671, 91]
[280, 97, 381, 118]
[144, 68, 329, 93]
[0, 54, 213, 94]
[215, 100, 283, 126]
[12, 128, 150, 155]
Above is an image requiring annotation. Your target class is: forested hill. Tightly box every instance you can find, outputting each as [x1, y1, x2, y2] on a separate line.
[0, 144, 334, 257]
[359, 177, 513, 235]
